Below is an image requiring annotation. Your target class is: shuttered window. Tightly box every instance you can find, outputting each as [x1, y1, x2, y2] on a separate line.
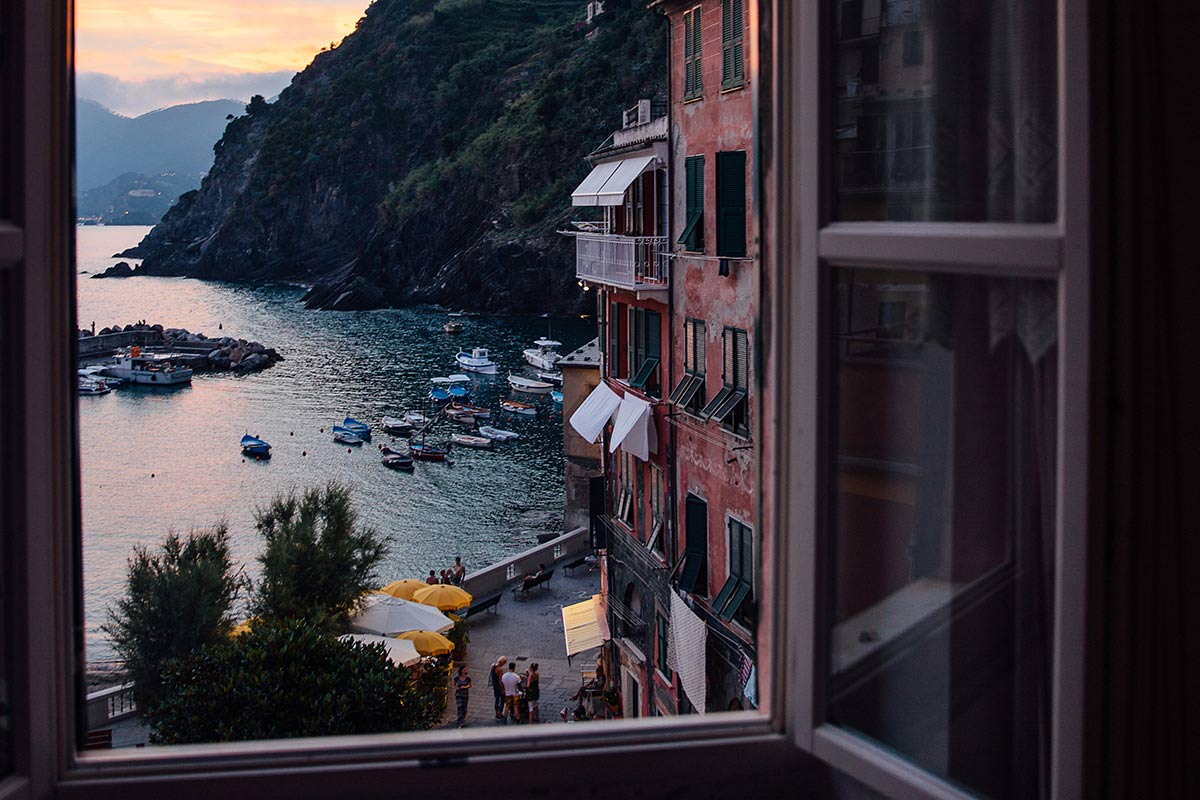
[679, 155, 705, 252]
[609, 301, 625, 378]
[721, 0, 745, 88]
[678, 494, 708, 595]
[702, 327, 749, 434]
[628, 307, 662, 395]
[669, 318, 708, 414]
[714, 518, 754, 626]
[683, 6, 704, 100]
[716, 150, 747, 258]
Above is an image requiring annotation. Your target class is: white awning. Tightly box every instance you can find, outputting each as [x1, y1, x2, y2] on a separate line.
[569, 381, 622, 443]
[571, 155, 657, 207]
[609, 393, 653, 461]
[563, 594, 609, 657]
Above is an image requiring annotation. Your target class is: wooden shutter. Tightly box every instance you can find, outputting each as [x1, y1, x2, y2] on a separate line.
[696, 320, 706, 376]
[723, 328, 735, 385]
[692, 6, 703, 95]
[732, 0, 744, 83]
[647, 310, 661, 363]
[717, 151, 747, 257]
[736, 329, 749, 389]
[722, 1, 744, 87]
[609, 301, 620, 377]
[684, 11, 694, 98]
[685, 320, 696, 372]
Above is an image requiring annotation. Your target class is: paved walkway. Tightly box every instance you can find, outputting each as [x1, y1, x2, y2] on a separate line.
[443, 565, 603, 728]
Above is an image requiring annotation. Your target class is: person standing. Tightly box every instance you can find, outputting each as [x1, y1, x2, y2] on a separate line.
[524, 662, 541, 723]
[453, 665, 472, 728]
[489, 656, 507, 720]
[426, 570, 439, 585]
[451, 556, 467, 585]
[500, 662, 523, 724]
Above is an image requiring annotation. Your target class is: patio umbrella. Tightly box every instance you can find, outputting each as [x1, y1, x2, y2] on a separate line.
[338, 634, 422, 668]
[395, 629, 455, 657]
[377, 579, 428, 600]
[411, 583, 472, 611]
[348, 594, 453, 636]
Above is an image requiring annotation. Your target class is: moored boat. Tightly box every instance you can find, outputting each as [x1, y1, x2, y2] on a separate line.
[444, 408, 476, 426]
[451, 433, 493, 449]
[500, 399, 537, 415]
[429, 387, 452, 403]
[382, 451, 414, 471]
[78, 376, 112, 395]
[101, 348, 193, 386]
[409, 441, 450, 461]
[403, 410, 431, 426]
[523, 339, 562, 370]
[537, 371, 564, 386]
[381, 416, 413, 434]
[444, 320, 464, 334]
[478, 426, 519, 441]
[455, 347, 498, 374]
[240, 434, 272, 458]
[448, 402, 490, 419]
[342, 417, 371, 441]
[507, 374, 554, 394]
[551, 390, 564, 404]
[333, 426, 364, 445]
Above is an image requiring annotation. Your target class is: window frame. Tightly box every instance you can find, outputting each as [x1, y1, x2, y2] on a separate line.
[680, 155, 706, 252]
[774, 0, 1092, 797]
[721, 0, 746, 89]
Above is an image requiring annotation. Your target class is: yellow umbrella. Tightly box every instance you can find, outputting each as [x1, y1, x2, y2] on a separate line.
[377, 579, 429, 600]
[230, 617, 260, 638]
[411, 583, 472, 611]
[395, 629, 455, 657]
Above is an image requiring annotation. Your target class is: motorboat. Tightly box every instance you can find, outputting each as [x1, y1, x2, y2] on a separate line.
[444, 408, 476, 426]
[381, 416, 413, 434]
[478, 426, 519, 441]
[537, 371, 563, 386]
[240, 434, 272, 458]
[403, 410, 431, 426]
[455, 347, 498, 374]
[101, 347, 193, 386]
[409, 441, 449, 461]
[551, 390, 564, 404]
[381, 449, 414, 471]
[333, 426, 364, 445]
[447, 385, 470, 401]
[450, 433, 493, 449]
[448, 402, 490, 419]
[342, 417, 371, 441]
[444, 320, 464, 334]
[507, 374, 554, 394]
[500, 399, 537, 415]
[78, 376, 112, 396]
[429, 387, 452, 403]
[523, 339, 562, 371]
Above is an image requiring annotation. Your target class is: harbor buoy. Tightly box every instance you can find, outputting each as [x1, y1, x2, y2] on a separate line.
[302, 451, 307, 456]
[347, 448, 353, 453]
[150, 473, 155, 478]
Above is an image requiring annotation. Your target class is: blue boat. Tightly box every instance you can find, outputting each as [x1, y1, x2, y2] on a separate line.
[241, 434, 272, 458]
[429, 387, 452, 403]
[447, 385, 470, 401]
[551, 390, 563, 404]
[341, 416, 371, 441]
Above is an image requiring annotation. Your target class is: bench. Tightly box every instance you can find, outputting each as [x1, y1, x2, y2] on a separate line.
[512, 568, 555, 598]
[563, 556, 589, 576]
[467, 591, 503, 617]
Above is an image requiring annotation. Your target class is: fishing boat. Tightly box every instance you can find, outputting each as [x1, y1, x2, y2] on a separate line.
[78, 376, 112, 396]
[478, 426, 519, 441]
[342, 417, 371, 441]
[409, 441, 450, 461]
[451, 433, 493, 449]
[444, 408, 476, 426]
[240, 434, 272, 458]
[443, 320, 464, 334]
[551, 390, 564, 404]
[333, 426, 364, 445]
[101, 347, 193, 386]
[523, 338, 563, 370]
[403, 410, 431, 426]
[381, 416, 413, 434]
[507, 374, 555, 394]
[455, 347, 498, 374]
[448, 402, 490, 419]
[381, 449, 414, 471]
[500, 399, 537, 415]
[537, 371, 564, 386]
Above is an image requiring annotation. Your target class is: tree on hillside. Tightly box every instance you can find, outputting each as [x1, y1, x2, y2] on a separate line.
[251, 482, 387, 630]
[147, 619, 441, 744]
[103, 526, 246, 708]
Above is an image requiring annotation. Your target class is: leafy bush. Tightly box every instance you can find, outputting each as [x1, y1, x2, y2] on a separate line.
[147, 619, 438, 743]
[103, 526, 246, 708]
[251, 482, 387, 630]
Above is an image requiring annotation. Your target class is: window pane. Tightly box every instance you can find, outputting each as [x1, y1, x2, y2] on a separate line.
[827, 267, 1057, 798]
[833, 0, 1058, 222]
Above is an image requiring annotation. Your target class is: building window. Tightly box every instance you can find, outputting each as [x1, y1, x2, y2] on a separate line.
[608, 300, 626, 378]
[721, 0, 744, 88]
[616, 451, 635, 527]
[716, 151, 747, 258]
[668, 318, 707, 415]
[678, 493, 708, 596]
[656, 613, 673, 681]
[700, 327, 749, 436]
[627, 307, 662, 396]
[902, 29, 924, 65]
[683, 6, 703, 100]
[679, 155, 705, 252]
[713, 518, 753, 627]
[647, 463, 665, 556]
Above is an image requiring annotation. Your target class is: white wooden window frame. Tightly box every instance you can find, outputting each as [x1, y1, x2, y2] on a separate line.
[773, 0, 1090, 798]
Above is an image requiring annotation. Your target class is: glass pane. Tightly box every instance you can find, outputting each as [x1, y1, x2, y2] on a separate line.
[832, 0, 1058, 222]
[827, 267, 1057, 798]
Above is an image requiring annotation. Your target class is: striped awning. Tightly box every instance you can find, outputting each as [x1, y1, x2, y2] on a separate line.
[571, 155, 657, 206]
[562, 594, 610, 657]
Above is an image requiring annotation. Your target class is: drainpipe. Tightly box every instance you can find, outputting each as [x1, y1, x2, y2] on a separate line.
[664, 10, 681, 589]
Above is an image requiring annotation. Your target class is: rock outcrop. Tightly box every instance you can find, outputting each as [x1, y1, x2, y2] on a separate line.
[90, 261, 135, 278]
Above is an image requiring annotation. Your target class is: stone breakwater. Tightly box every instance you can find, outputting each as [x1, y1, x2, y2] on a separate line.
[77, 323, 284, 374]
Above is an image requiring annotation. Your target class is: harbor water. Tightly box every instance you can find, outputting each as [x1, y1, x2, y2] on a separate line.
[77, 225, 592, 669]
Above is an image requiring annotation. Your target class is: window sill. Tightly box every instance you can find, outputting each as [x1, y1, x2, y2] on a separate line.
[720, 82, 747, 94]
[682, 95, 704, 105]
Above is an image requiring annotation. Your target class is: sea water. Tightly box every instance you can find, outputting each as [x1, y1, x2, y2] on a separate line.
[77, 225, 592, 668]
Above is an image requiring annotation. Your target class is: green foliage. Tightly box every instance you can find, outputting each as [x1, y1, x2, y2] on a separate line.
[147, 619, 439, 744]
[103, 526, 245, 708]
[446, 613, 470, 655]
[251, 482, 388, 630]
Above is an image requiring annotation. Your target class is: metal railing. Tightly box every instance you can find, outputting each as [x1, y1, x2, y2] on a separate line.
[575, 233, 669, 290]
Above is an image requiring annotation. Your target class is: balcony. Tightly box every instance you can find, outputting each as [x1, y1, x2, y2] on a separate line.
[575, 232, 669, 291]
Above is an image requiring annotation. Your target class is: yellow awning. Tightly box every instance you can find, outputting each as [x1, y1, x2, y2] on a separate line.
[562, 594, 610, 657]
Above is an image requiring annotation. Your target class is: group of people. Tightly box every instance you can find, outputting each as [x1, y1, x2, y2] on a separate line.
[427, 556, 467, 586]
[488, 656, 542, 725]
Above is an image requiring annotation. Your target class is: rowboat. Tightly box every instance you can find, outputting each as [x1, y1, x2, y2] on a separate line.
[537, 371, 563, 386]
[333, 427, 364, 446]
[478, 426, 519, 441]
[240, 434, 271, 458]
[448, 402, 490, 419]
[444, 320, 464, 334]
[342, 417, 371, 441]
[381, 416, 413, 434]
[382, 451, 414, 471]
[551, 390, 563, 404]
[409, 441, 449, 461]
[429, 387, 452, 403]
[78, 376, 112, 395]
[403, 411, 431, 426]
[507, 374, 554, 394]
[444, 408, 476, 426]
[450, 433, 493, 449]
[500, 399, 536, 415]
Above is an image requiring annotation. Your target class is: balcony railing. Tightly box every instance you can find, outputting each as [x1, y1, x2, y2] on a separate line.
[575, 233, 669, 291]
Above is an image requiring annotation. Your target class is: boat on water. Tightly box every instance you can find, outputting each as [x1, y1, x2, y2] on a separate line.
[444, 320, 464, 334]
[451, 433, 493, 449]
[100, 347, 193, 386]
[507, 374, 555, 394]
[444, 408, 476, 426]
[381, 416, 413, 434]
[455, 347, 498, 374]
[500, 399, 537, 415]
[240, 434, 271, 458]
[537, 371, 564, 386]
[342, 417, 371, 441]
[78, 376, 112, 396]
[447, 385, 470, 401]
[333, 426, 364, 445]
[409, 441, 450, 461]
[523, 339, 562, 371]
[403, 410, 431, 426]
[551, 390, 564, 404]
[448, 402, 490, 419]
[478, 426, 519, 441]
[381, 449, 415, 471]
[429, 387, 452, 403]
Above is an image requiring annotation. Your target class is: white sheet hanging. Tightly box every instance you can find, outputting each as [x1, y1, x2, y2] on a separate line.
[608, 393, 652, 461]
[668, 591, 708, 714]
[569, 381, 622, 443]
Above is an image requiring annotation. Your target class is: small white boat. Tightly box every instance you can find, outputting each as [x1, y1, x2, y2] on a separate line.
[451, 433, 493, 449]
[403, 410, 431, 426]
[448, 402, 490, 419]
[381, 416, 413, 433]
[523, 339, 562, 371]
[455, 347, 498, 374]
[507, 374, 555, 394]
[551, 390, 563, 404]
[101, 349, 193, 385]
[444, 408, 476, 426]
[500, 399, 537, 415]
[444, 320, 464, 334]
[478, 426, 519, 441]
[333, 426, 364, 446]
[537, 371, 564, 385]
[78, 376, 112, 395]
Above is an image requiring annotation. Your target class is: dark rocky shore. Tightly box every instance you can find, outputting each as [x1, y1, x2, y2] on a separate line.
[78, 322, 283, 374]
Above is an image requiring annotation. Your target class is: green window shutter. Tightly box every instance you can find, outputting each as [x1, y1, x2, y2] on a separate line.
[680, 156, 705, 251]
[693, 7, 703, 95]
[695, 320, 706, 375]
[716, 150, 747, 258]
[722, 1, 744, 87]
[609, 301, 620, 377]
[683, 12, 694, 97]
[647, 310, 661, 362]
[736, 329, 749, 389]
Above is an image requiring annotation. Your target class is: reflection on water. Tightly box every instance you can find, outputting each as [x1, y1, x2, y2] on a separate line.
[77, 226, 591, 668]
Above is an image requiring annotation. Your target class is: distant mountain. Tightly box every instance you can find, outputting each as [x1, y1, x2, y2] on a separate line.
[77, 171, 199, 225]
[75, 98, 245, 193]
[124, 0, 667, 315]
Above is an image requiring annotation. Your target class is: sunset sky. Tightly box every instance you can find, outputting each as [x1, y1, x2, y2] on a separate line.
[76, 0, 369, 115]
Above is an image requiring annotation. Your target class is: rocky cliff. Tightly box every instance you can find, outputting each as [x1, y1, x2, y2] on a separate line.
[125, 0, 667, 314]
